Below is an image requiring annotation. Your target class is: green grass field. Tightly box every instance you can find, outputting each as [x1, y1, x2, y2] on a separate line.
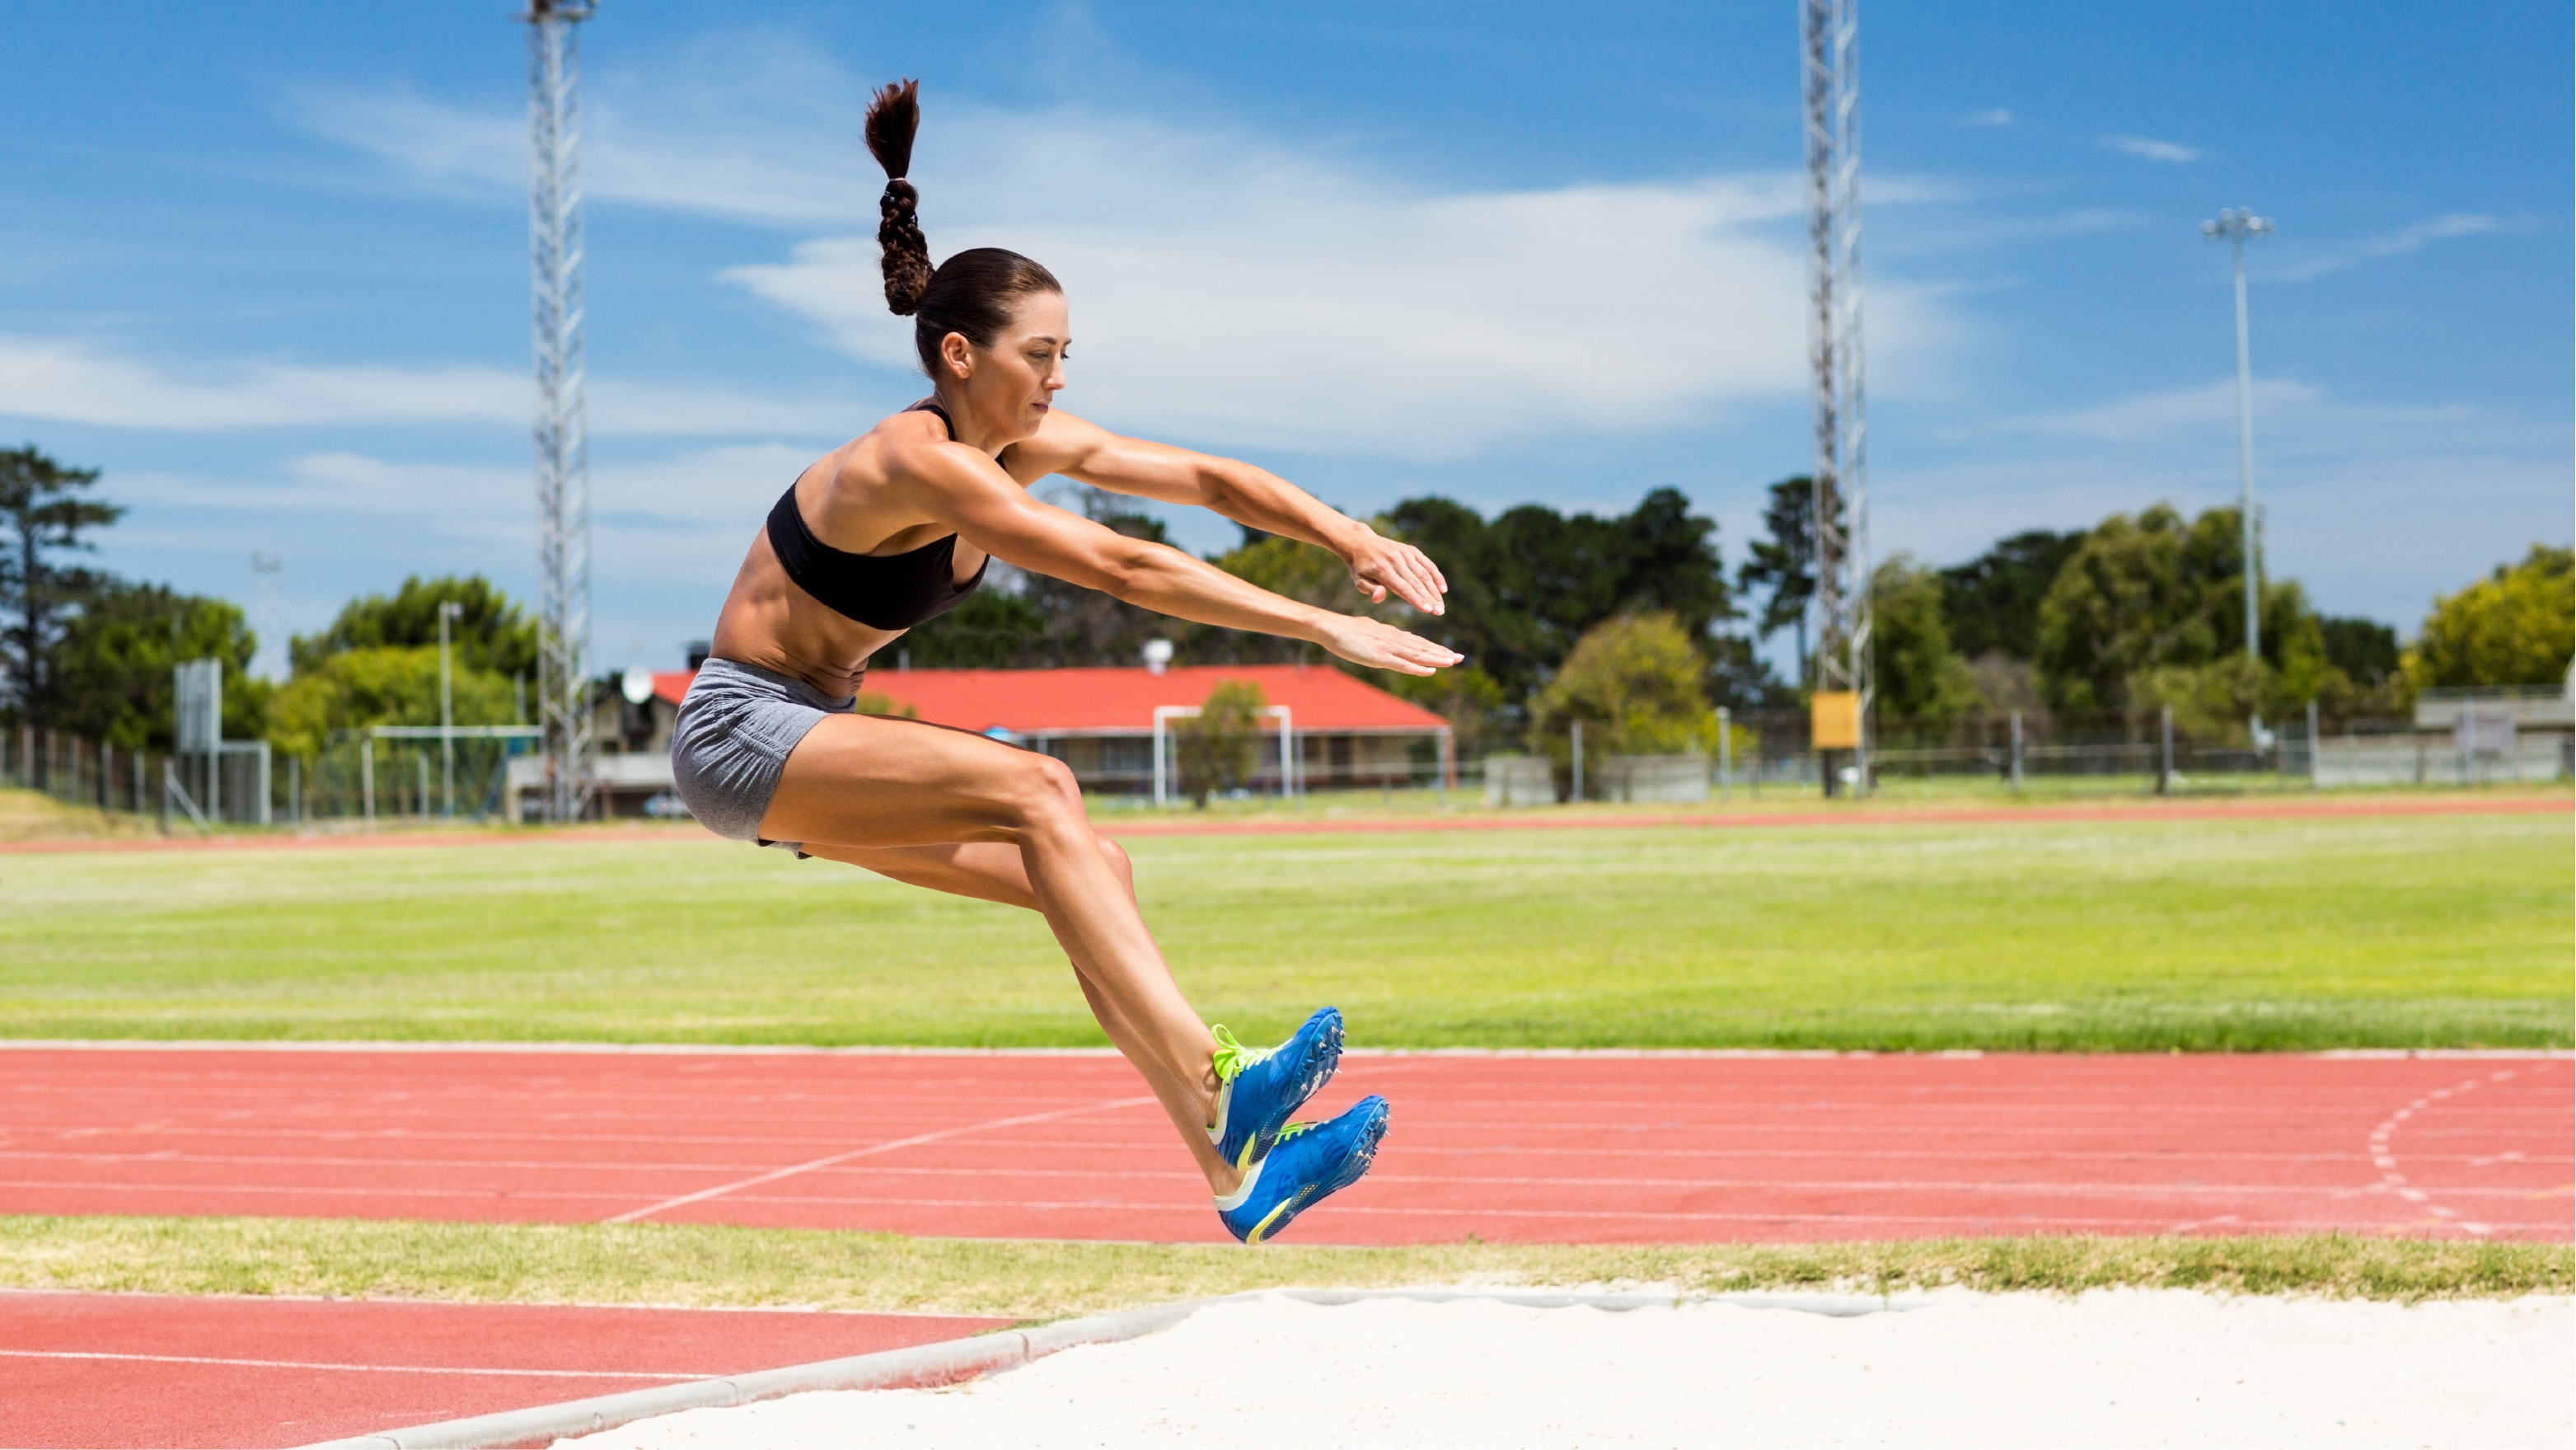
[2, 800, 2565, 1050]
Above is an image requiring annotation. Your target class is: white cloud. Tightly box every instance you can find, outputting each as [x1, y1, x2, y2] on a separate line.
[294, 61, 1963, 460]
[288, 57, 875, 230]
[722, 117, 1960, 458]
[2100, 134, 2199, 164]
[2275, 213, 2505, 282]
[1961, 109, 2014, 128]
[0, 337, 524, 430]
[0, 336, 855, 437]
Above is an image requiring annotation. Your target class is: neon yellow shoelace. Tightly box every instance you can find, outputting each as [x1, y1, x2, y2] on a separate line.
[1210, 1025, 1270, 1085]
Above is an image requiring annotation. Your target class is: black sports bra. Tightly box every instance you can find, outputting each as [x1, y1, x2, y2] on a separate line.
[766, 401, 990, 631]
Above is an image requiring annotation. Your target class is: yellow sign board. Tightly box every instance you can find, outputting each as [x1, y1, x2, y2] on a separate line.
[1810, 691, 1861, 749]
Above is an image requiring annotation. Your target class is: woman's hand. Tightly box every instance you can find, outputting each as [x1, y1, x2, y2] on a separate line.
[1341, 527, 1449, 616]
[1314, 613, 1464, 677]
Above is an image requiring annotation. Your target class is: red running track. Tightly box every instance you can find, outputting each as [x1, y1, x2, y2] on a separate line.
[0, 1291, 1006, 1448]
[2, 1045, 2566, 1243]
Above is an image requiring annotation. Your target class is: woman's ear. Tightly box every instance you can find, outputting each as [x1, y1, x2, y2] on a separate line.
[940, 331, 974, 382]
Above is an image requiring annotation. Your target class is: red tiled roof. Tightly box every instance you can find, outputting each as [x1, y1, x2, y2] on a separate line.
[652, 664, 1446, 735]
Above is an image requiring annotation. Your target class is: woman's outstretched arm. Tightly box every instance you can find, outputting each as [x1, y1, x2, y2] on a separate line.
[890, 438, 1462, 677]
[1009, 409, 1449, 616]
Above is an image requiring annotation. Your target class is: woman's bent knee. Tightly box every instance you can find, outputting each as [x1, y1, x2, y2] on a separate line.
[1004, 754, 1086, 830]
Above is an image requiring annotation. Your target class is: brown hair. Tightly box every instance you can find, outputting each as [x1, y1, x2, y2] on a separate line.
[864, 79, 1063, 378]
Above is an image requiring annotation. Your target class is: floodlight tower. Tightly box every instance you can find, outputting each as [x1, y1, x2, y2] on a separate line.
[1801, 0, 1871, 788]
[525, 0, 595, 822]
[2201, 208, 2271, 664]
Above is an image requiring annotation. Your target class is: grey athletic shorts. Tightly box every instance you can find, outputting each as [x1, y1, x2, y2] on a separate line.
[670, 657, 855, 853]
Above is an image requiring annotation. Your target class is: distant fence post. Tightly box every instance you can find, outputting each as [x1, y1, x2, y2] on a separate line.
[2009, 711, 2025, 795]
[2157, 705, 2174, 795]
[2306, 700, 2321, 791]
[1716, 707, 1731, 798]
[363, 737, 377, 830]
[289, 755, 302, 824]
[1570, 720, 1584, 804]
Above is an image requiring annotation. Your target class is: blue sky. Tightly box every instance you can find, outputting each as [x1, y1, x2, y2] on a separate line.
[5, 2, 2567, 679]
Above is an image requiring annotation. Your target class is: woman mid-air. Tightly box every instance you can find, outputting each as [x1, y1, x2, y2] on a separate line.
[671, 81, 1462, 1244]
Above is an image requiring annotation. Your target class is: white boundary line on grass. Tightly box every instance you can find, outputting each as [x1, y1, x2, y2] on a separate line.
[290, 1289, 1909, 1450]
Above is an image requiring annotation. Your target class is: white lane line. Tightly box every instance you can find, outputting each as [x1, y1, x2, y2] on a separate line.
[0, 1349, 698, 1379]
[602, 1093, 1159, 1225]
[2367, 1068, 2517, 1236]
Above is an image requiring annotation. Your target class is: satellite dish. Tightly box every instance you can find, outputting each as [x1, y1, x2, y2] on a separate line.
[621, 667, 655, 705]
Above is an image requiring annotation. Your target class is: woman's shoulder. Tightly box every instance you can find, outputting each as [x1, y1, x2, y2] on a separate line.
[831, 406, 953, 472]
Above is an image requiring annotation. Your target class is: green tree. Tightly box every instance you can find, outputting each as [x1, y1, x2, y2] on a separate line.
[291, 575, 539, 679]
[1380, 487, 1734, 708]
[265, 647, 517, 762]
[2319, 615, 2401, 688]
[1527, 613, 1715, 796]
[1173, 678, 1267, 808]
[1737, 476, 1829, 683]
[1871, 556, 1983, 736]
[1939, 528, 2085, 661]
[2034, 504, 2322, 714]
[45, 581, 267, 751]
[2402, 545, 2575, 690]
[1, 446, 123, 725]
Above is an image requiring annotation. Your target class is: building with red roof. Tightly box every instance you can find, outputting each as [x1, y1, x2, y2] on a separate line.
[581, 661, 1451, 813]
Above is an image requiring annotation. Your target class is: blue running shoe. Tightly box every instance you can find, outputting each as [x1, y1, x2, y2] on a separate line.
[1208, 1007, 1343, 1171]
[1215, 1094, 1389, 1245]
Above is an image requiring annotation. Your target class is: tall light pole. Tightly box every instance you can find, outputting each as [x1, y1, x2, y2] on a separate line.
[2202, 208, 2271, 664]
[249, 552, 283, 679]
[1802, 0, 1871, 793]
[526, 0, 596, 823]
[438, 601, 461, 819]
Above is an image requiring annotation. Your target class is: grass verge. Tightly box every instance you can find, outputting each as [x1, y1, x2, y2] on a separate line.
[2, 1217, 2564, 1316]
[2, 807, 2566, 1051]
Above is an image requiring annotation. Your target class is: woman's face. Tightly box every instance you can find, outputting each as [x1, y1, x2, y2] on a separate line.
[946, 290, 1069, 440]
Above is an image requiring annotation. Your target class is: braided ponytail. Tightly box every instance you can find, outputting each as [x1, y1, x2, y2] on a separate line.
[863, 77, 1065, 377]
[864, 78, 932, 317]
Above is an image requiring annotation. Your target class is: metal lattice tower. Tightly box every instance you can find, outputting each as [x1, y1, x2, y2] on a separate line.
[526, 0, 594, 822]
[1801, 0, 1871, 785]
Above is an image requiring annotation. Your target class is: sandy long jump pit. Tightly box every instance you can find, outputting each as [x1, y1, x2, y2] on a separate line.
[560, 1288, 2572, 1449]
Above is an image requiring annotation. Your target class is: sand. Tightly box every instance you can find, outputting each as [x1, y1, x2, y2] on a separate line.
[560, 1288, 2574, 1449]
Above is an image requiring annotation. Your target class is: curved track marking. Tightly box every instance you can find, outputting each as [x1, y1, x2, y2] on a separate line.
[2367, 1069, 2516, 1236]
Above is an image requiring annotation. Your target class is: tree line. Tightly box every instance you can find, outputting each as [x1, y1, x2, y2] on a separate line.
[6, 443, 2569, 767]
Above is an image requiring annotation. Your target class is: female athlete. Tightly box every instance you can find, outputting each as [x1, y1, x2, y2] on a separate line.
[670, 81, 1462, 1243]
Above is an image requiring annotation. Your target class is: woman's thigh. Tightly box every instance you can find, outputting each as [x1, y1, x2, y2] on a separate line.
[756, 711, 1073, 851]
[806, 833, 1136, 911]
